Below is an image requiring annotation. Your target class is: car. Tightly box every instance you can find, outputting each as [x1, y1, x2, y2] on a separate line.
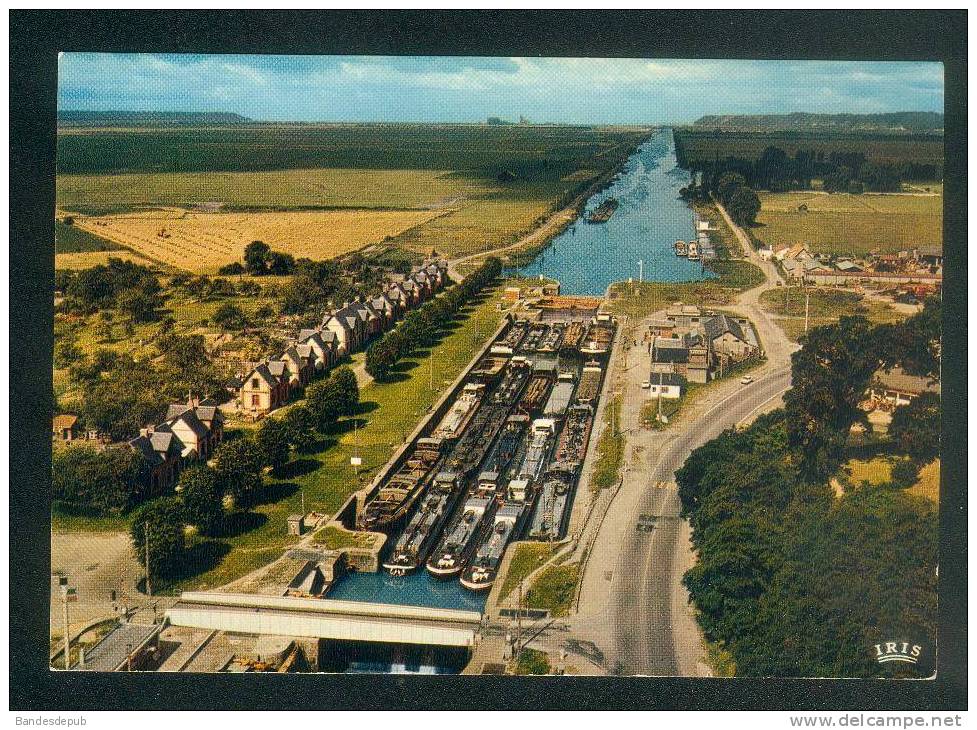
[740, 376, 754, 385]
[640, 380, 651, 389]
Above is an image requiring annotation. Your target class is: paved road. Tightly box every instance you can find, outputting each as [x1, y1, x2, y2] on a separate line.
[569, 201, 796, 676]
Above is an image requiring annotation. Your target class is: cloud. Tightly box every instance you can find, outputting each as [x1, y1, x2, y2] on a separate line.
[57, 54, 944, 124]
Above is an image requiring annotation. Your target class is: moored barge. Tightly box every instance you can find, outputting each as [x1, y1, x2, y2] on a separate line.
[357, 437, 444, 532]
[383, 471, 462, 575]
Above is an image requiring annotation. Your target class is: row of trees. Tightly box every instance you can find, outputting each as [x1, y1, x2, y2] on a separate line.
[119, 365, 359, 579]
[364, 257, 502, 381]
[674, 135, 942, 194]
[218, 240, 297, 277]
[676, 299, 941, 677]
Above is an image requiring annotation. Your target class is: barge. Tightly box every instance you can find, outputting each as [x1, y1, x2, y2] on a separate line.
[459, 501, 529, 592]
[687, 240, 700, 261]
[518, 323, 550, 354]
[528, 467, 575, 541]
[491, 321, 527, 355]
[552, 404, 594, 469]
[674, 240, 688, 257]
[538, 322, 565, 353]
[580, 321, 614, 356]
[560, 321, 586, 352]
[586, 197, 620, 224]
[573, 362, 603, 405]
[518, 373, 554, 415]
[357, 437, 444, 532]
[383, 471, 462, 575]
[426, 494, 494, 578]
[432, 383, 486, 442]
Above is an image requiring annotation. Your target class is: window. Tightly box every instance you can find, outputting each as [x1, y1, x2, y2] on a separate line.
[251, 394, 260, 406]
[252, 378, 260, 389]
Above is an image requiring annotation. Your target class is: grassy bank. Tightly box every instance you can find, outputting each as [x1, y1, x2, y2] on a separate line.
[526, 563, 580, 617]
[499, 542, 557, 601]
[590, 395, 624, 493]
[759, 286, 905, 343]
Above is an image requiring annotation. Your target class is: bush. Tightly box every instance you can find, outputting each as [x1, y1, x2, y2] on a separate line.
[890, 459, 920, 489]
[52, 445, 144, 515]
[177, 464, 224, 536]
[218, 262, 245, 276]
[129, 497, 187, 579]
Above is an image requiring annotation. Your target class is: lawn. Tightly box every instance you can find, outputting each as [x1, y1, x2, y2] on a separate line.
[760, 286, 905, 343]
[54, 219, 122, 253]
[753, 191, 943, 255]
[525, 562, 580, 617]
[590, 395, 624, 493]
[498, 542, 557, 601]
[163, 288, 507, 592]
[907, 460, 940, 505]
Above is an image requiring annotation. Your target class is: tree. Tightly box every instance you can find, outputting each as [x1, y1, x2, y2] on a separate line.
[266, 250, 295, 276]
[211, 302, 247, 331]
[129, 497, 187, 579]
[331, 366, 360, 417]
[52, 445, 143, 515]
[282, 404, 317, 453]
[716, 172, 747, 205]
[218, 262, 245, 276]
[784, 316, 880, 479]
[257, 417, 292, 473]
[116, 284, 162, 323]
[54, 337, 81, 369]
[94, 311, 115, 342]
[177, 464, 224, 535]
[365, 339, 398, 381]
[244, 240, 271, 276]
[212, 436, 264, 508]
[306, 378, 344, 432]
[727, 186, 761, 227]
[889, 392, 941, 463]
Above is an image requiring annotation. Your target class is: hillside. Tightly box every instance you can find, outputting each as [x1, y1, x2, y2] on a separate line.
[692, 112, 944, 134]
[57, 110, 252, 127]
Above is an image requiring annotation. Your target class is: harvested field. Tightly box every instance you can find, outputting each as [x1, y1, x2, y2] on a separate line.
[55, 250, 153, 270]
[754, 191, 943, 255]
[69, 207, 443, 272]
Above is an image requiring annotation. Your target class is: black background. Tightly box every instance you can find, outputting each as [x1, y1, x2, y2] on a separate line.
[9, 9, 967, 711]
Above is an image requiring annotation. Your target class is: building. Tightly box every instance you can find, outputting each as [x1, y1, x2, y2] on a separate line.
[128, 429, 183, 493]
[868, 367, 941, 408]
[703, 313, 757, 361]
[647, 372, 685, 399]
[323, 301, 369, 355]
[287, 514, 306, 536]
[53, 414, 79, 441]
[160, 398, 225, 460]
[280, 345, 314, 388]
[241, 362, 290, 416]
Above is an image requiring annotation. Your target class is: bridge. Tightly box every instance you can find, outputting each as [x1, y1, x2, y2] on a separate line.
[166, 592, 483, 648]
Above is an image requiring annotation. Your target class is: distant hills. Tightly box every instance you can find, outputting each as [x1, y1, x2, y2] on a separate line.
[692, 112, 943, 134]
[58, 110, 253, 127]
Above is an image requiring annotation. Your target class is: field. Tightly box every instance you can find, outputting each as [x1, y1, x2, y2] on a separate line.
[674, 129, 944, 169]
[56, 124, 649, 262]
[754, 191, 943, 255]
[759, 286, 905, 342]
[54, 219, 121, 253]
[67, 208, 442, 273]
[56, 168, 480, 214]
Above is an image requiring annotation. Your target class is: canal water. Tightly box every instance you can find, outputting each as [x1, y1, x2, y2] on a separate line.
[509, 128, 713, 295]
[327, 569, 486, 612]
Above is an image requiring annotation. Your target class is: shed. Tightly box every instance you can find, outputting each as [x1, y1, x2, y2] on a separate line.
[53, 414, 79, 441]
[287, 514, 306, 536]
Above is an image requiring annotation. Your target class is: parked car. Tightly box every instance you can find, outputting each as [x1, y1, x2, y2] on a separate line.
[740, 375, 754, 385]
[641, 380, 651, 389]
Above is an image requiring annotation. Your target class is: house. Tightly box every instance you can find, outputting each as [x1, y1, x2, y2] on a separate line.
[386, 281, 410, 312]
[868, 367, 941, 408]
[163, 398, 225, 459]
[323, 301, 368, 355]
[703, 314, 757, 361]
[918, 246, 943, 269]
[128, 429, 183, 494]
[241, 362, 289, 415]
[370, 293, 397, 328]
[647, 372, 685, 399]
[836, 260, 863, 273]
[412, 270, 432, 301]
[297, 329, 336, 371]
[687, 342, 712, 383]
[281, 345, 313, 387]
[53, 414, 79, 441]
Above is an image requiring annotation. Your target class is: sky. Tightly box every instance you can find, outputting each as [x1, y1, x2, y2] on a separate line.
[58, 54, 944, 124]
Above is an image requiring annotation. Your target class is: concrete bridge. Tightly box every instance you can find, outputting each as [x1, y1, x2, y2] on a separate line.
[166, 592, 482, 648]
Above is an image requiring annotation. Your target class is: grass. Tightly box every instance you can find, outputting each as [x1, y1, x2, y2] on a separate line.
[499, 542, 557, 601]
[760, 286, 906, 343]
[525, 562, 580, 617]
[590, 395, 624, 493]
[54, 219, 121, 253]
[514, 648, 551, 675]
[703, 638, 737, 677]
[607, 260, 764, 321]
[753, 191, 943, 255]
[55, 250, 153, 270]
[312, 525, 381, 551]
[907, 460, 940, 505]
[52, 505, 130, 533]
[639, 396, 683, 430]
[159, 288, 506, 592]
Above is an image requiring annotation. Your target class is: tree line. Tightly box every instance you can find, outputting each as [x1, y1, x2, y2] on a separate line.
[675, 136, 941, 196]
[365, 257, 502, 381]
[676, 298, 941, 677]
[682, 170, 762, 228]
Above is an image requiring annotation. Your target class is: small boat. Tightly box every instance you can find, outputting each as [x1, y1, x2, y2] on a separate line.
[674, 240, 688, 257]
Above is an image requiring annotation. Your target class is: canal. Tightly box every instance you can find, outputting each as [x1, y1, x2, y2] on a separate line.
[509, 128, 713, 295]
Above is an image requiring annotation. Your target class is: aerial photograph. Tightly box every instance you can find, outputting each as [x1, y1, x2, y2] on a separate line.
[50, 54, 943, 677]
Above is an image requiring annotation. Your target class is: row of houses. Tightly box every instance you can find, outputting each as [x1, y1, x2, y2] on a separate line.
[760, 243, 944, 285]
[237, 259, 450, 416]
[645, 304, 760, 384]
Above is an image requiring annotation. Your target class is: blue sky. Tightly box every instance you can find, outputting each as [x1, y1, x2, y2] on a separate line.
[58, 54, 944, 124]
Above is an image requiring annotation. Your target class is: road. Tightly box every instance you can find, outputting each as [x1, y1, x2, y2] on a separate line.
[568, 200, 796, 676]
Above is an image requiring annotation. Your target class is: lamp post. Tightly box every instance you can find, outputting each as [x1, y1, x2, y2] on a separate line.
[58, 576, 76, 669]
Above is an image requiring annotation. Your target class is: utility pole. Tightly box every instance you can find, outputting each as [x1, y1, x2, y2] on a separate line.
[805, 291, 810, 334]
[517, 580, 524, 658]
[59, 576, 72, 669]
[144, 522, 152, 597]
[638, 259, 644, 284]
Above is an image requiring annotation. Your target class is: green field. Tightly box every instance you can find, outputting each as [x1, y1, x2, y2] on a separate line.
[54, 219, 121, 253]
[759, 286, 905, 342]
[56, 124, 649, 260]
[754, 191, 943, 255]
[499, 542, 557, 601]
